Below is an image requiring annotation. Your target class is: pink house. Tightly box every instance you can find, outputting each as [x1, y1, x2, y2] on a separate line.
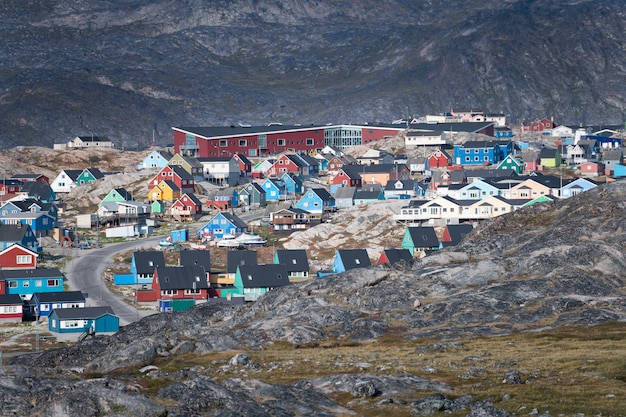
[579, 162, 605, 177]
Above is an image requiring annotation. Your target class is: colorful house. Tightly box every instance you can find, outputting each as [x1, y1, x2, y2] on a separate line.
[332, 249, 372, 274]
[331, 167, 362, 188]
[148, 179, 181, 202]
[281, 172, 304, 198]
[197, 212, 248, 239]
[441, 224, 474, 247]
[31, 291, 86, 318]
[148, 165, 195, 193]
[171, 193, 203, 218]
[179, 249, 211, 282]
[377, 248, 412, 265]
[273, 249, 310, 282]
[152, 265, 209, 301]
[401, 227, 440, 257]
[137, 149, 173, 170]
[261, 178, 285, 201]
[453, 140, 513, 166]
[48, 306, 119, 334]
[354, 188, 385, 205]
[99, 187, 134, 207]
[0, 179, 23, 200]
[269, 207, 313, 233]
[151, 200, 166, 216]
[239, 183, 266, 207]
[233, 153, 253, 177]
[0, 268, 64, 300]
[497, 154, 524, 174]
[295, 188, 335, 214]
[0, 244, 39, 269]
[0, 294, 24, 323]
[0, 223, 40, 252]
[168, 153, 204, 179]
[427, 149, 452, 169]
[76, 168, 105, 186]
[130, 250, 166, 285]
[539, 148, 562, 168]
[234, 264, 290, 302]
[561, 178, 598, 199]
[18, 180, 56, 203]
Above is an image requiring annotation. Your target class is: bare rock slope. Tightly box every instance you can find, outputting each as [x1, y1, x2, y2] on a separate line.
[7, 181, 626, 415]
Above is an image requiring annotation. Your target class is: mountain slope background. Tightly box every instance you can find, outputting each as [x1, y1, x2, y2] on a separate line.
[0, 0, 624, 149]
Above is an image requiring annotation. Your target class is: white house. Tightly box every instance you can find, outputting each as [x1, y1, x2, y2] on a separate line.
[50, 170, 82, 193]
[197, 157, 240, 186]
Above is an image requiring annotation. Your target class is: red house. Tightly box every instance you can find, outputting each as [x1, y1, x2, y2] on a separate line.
[427, 149, 452, 169]
[378, 248, 412, 265]
[330, 167, 362, 188]
[0, 244, 39, 270]
[171, 193, 203, 218]
[148, 165, 195, 192]
[0, 294, 23, 323]
[523, 118, 557, 132]
[0, 179, 23, 199]
[151, 265, 209, 301]
[10, 174, 49, 184]
[233, 153, 252, 176]
[267, 153, 303, 177]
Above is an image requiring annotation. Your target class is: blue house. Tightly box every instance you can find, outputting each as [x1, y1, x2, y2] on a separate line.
[453, 140, 513, 166]
[261, 178, 284, 201]
[19, 181, 56, 203]
[214, 187, 240, 208]
[454, 180, 501, 200]
[353, 189, 385, 205]
[295, 188, 335, 214]
[0, 268, 64, 300]
[613, 163, 626, 178]
[561, 178, 598, 199]
[0, 223, 40, 252]
[281, 172, 304, 197]
[0, 212, 56, 238]
[494, 127, 514, 138]
[130, 251, 165, 285]
[137, 149, 173, 170]
[30, 291, 86, 318]
[332, 249, 371, 274]
[197, 212, 248, 239]
[48, 306, 120, 334]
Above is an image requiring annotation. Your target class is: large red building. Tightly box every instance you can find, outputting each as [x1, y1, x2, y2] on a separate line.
[172, 124, 406, 158]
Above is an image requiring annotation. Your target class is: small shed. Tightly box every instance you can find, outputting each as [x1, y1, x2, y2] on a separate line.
[171, 229, 189, 242]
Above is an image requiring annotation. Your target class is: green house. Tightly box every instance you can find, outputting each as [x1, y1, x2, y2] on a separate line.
[401, 226, 440, 257]
[234, 264, 289, 302]
[497, 154, 524, 174]
[76, 167, 105, 185]
[99, 187, 133, 207]
[151, 200, 165, 214]
[539, 148, 562, 168]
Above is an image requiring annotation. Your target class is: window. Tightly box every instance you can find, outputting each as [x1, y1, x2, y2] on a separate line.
[239, 139, 247, 147]
[47, 279, 59, 287]
[249, 149, 257, 157]
[8, 281, 17, 288]
[36, 280, 42, 287]
[219, 140, 227, 147]
[16, 255, 32, 264]
[306, 138, 314, 146]
[277, 139, 285, 146]
[185, 289, 201, 294]
[23, 282, 29, 288]
[162, 289, 178, 295]
[474, 156, 479, 161]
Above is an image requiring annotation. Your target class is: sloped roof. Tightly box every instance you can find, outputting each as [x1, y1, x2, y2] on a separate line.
[178, 192, 203, 205]
[334, 186, 357, 199]
[132, 251, 165, 275]
[307, 188, 334, 202]
[218, 212, 248, 229]
[406, 227, 440, 248]
[444, 224, 474, 245]
[84, 167, 105, 179]
[0, 294, 23, 305]
[179, 249, 211, 270]
[275, 249, 310, 273]
[53, 306, 115, 320]
[170, 165, 194, 180]
[34, 291, 85, 303]
[155, 265, 208, 290]
[384, 180, 416, 191]
[0, 268, 63, 279]
[0, 223, 32, 243]
[227, 251, 258, 273]
[337, 249, 371, 270]
[354, 190, 382, 200]
[61, 169, 83, 181]
[381, 248, 412, 264]
[19, 181, 54, 200]
[237, 264, 290, 288]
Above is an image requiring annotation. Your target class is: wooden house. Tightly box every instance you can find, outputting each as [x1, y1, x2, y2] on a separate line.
[48, 306, 119, 334]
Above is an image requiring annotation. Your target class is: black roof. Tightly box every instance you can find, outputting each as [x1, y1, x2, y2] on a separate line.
[155, 265, 209, 290]
[0, 268, 63, 279]
[33, 291, 85, 303]
[0, 294, 23, 305]
[179, 249, 211, 270]
[275, 249, 310, 273]
[237, 264, 290, 288]
[227, 251, 258, 273]
[444, 224, 474, 245]
[381, 248, 413, 264]
[0, 223, 32, 242]
[132, 251, 166, 275]
[19, 181, 54, 200]
[337, 249, 372, 270]
[406, 227, 440, 248]
[53, 306, 115, 320]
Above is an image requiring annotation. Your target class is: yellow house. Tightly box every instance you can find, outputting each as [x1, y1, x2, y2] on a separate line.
[148, 179, 181, 202]
[467, 196, 513, 219]
[508, 179, 551, 199]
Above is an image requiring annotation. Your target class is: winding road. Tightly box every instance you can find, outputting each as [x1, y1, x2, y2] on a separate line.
[63, 236, 162, 325]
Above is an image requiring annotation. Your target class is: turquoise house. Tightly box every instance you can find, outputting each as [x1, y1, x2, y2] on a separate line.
[497, 154, 524, 174]
[234, 264, 289, 302]
[401, 226, 440, 257]
[48, 306, 120, 334]
[76, 168, 105, 185]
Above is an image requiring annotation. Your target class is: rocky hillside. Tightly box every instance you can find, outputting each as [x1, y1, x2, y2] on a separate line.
[5, 180, 626, 415]
[1, 0, 624, 148]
